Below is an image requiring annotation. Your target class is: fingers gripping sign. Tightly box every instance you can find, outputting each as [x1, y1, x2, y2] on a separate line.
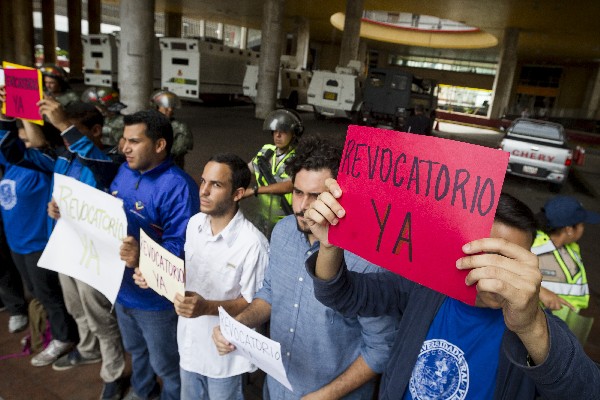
[305, 178, 346, 247]
[174, 291, 208, 318]
[47, 197, 61, 220]
[133, 267, 148, 289]
[456, 236, 543, 335]
[120, 236, 140, 268]
[212, 325, 236, 356]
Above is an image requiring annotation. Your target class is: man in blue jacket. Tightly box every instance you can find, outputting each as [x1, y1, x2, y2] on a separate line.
[112, 109, 199, 400]
[304, 181, 600, 399]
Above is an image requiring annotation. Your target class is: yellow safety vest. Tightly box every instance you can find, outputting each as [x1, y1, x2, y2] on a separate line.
[532, 230, 589, 311]
[252, 144, 295, 207]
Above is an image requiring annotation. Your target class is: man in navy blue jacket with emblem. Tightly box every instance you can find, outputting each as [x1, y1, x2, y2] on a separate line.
[111, 109, 199, 400]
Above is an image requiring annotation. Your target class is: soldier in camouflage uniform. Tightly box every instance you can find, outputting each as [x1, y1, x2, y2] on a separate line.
[150, 90, 193, 169]
[40, 65, 79, 107]
[81, 87, 126, 148]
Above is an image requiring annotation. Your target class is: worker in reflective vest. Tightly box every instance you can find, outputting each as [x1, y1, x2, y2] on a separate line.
[245, 109, 303, 238]
[532, 196, 600, 312]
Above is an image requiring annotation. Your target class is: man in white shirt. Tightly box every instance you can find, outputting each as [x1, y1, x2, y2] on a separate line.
[170, 153, 269, 399]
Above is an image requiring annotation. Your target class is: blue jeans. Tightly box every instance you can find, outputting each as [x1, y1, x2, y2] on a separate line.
[180, 368, 243, 400]
[115, 303, 180, 400]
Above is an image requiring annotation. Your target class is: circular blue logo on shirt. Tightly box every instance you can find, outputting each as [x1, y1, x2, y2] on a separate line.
[0, 179, 17, 210]
[409, 339, 469, 399]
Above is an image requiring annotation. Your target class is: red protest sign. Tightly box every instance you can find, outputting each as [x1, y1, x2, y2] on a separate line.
[329, 125, 509, 305]
[2, 62, 44, 124]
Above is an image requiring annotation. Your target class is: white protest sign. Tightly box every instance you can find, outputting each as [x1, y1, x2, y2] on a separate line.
[38, 174, 127, 303]
[218, 307, 293, 391]
[139, 229, 185, 302]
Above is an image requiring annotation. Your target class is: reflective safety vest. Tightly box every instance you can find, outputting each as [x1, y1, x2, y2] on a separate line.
[252, 144, 295, 207]
[532, 230, 589, 311]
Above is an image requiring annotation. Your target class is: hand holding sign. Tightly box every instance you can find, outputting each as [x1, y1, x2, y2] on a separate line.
[37, 98, 70, 132]
[325, 125, 509, 305]
[120, 236, 140, 268]
[174, 292, 209, 318]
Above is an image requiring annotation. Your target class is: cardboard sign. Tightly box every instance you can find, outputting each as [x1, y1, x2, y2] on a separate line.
[1, 62, 44, 125]
[329, 125, 509, 304]
[139, 229, 185, 302]
[38, 174, 127, 303]
[218, 307, 293, 391]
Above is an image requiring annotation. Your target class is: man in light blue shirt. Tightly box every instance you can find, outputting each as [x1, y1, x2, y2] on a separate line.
[214, 136, 396, 399]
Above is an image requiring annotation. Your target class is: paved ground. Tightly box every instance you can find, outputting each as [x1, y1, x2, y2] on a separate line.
[0, 103, 598, 399]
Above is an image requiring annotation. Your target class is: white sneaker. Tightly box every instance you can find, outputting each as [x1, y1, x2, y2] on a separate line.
[31, 339, 74, 367]
[8, 314, 28, 333]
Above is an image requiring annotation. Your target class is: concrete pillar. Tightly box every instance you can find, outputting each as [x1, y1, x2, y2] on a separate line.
[199, 20, 205, 38]
[67, 0, 83, 80]
[583, 65, 600, 120]
[119, 0, 156, 113]
[88, 0, 102, 35]
[216, 23, 224, 40]
[13, 0, 35, 66]
[0, 0, 16, 63]
[240, 27, 247, 50]
[358, 39, 367, 73]
[338, 0, 364, 67]
[165, 12, 182, 37]
[42, 0, 57, 64]
[294, 17, 309, 69]
[255, 0, 285, 119]
[489, 28, 519, 119]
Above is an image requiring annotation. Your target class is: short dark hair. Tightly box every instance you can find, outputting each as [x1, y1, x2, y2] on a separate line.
[285, 135, 342, 181]
[208, 153, 251, 193]
[495, 192, 537, 245]
[123, 109, 174, 154]
[65, 101, 104, 130]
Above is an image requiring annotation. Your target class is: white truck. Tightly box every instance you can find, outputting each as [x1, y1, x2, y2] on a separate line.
[160, 37, 260, 101]
[82, 34, 118, 87]
[307, 60, 363, 120]
[243, 56, 312, 109]
[500, 118, 573, 191]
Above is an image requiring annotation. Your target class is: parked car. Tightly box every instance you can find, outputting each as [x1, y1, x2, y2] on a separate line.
[500, 118, 572, 191]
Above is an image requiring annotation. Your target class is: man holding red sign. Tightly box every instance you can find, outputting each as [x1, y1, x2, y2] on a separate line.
[304, 179, 600, 399]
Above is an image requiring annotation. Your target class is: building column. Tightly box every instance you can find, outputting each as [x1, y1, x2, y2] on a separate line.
[198, 20, 205, 38]
[42, 0, 57, 64]
[67, 0, 83, 80]
[255, 0, 284, 119]
[88, 0, 102, 34]
[216, 23, 224, 40]
[338, 0, 364, 67]
[0, 0, 16, 63]
[119, 0, 156, 113]
[240, 27, 247, 50]
[164, 12, 182, 37]
[583, 64, 600, 120]
[13, 0, 35, 66]
[489, 28, 519, 119]
[294, 17, 309, 69]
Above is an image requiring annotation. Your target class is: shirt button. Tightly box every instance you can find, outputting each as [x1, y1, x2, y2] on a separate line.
[286, 352, 291, 357]
[298, 277, 304, 282]
[289, 328, 294, 333]
[294, 303, 299, 308]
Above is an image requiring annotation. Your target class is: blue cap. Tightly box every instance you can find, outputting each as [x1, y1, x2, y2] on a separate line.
[544, 196, 600, 228]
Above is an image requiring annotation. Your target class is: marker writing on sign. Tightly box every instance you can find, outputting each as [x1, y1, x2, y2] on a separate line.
[371, 199, 412, 262]
[220, 313, 281, 361]
[340, 140, 496, 217]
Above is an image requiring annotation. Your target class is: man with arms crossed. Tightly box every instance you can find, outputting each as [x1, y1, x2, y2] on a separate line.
[214, 136, 396, 399]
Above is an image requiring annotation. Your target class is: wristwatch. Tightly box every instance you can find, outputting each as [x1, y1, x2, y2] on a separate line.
[253, 184, 259, 196]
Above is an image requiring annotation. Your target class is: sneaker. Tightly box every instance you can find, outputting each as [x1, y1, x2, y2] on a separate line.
[122, 388, 159, 400]
[52, 349, 102, 371]
[8, 314, 28, 333]
[100, 378, 126, 400]
[30, 339, 74, 367]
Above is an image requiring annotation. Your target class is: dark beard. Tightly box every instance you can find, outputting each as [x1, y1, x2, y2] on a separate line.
[294, 211, 311, 234]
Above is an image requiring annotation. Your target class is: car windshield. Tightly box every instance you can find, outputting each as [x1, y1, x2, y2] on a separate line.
[509, 120, 563, 141]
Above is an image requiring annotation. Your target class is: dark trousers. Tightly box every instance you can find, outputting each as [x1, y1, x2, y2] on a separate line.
[11, 251, 78, 343]
[0, 247, 27, 316]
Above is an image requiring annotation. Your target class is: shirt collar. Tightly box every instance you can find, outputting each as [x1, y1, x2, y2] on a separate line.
[198, 209, 244, 247]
